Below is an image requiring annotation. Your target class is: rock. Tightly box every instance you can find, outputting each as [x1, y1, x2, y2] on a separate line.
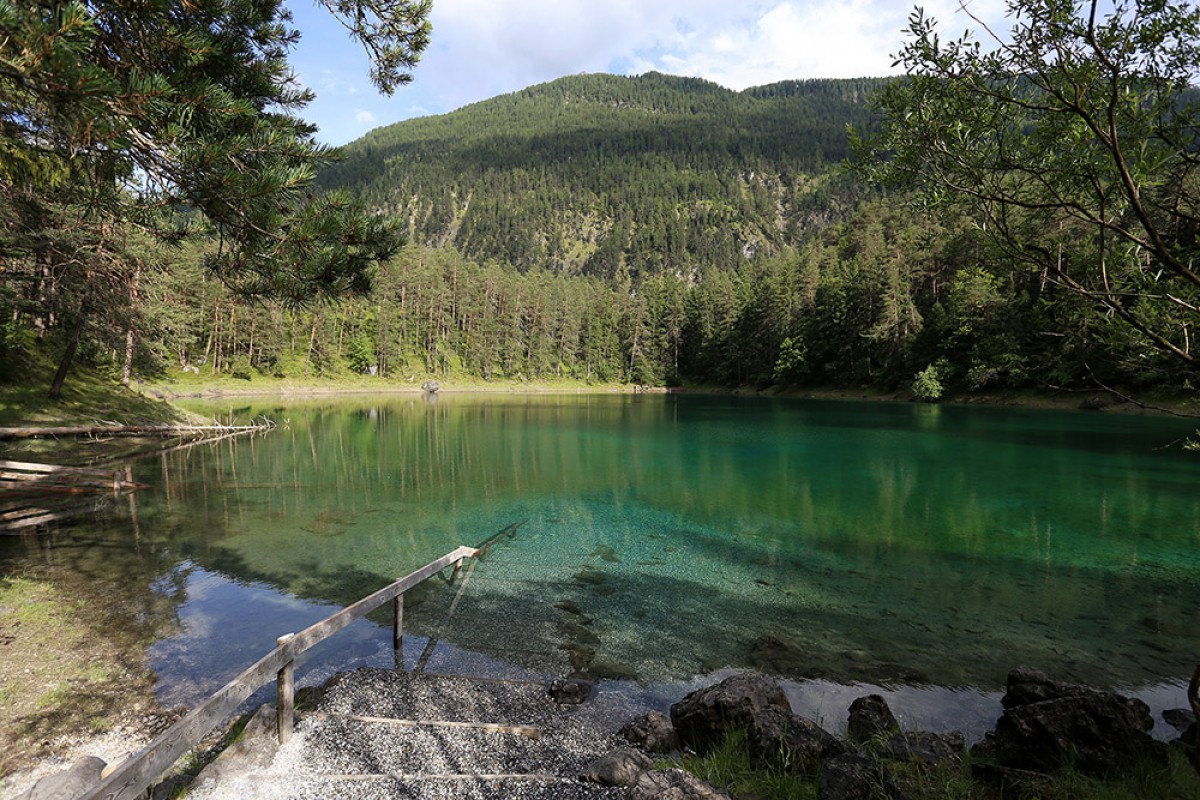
[581, 748, 653, 786]
[560, 643, 596, 672]
[191, 705, 279, 789]
[848, 694, 900, 743]
[421, 380, 439, 393]
[881, 730, 964, 765]
[748, 634, 817, 677]
[1163, 708, 1197, 732]
[971, 762, 1051, 795]
[554, 600, 583, 615]
[817, 752, 904, 800]
[747, 706, 849, 774]
[549, 677, 593, 705]
[621, 711, 680, 753]
[670, 674, 790, 754]
[558, 619, 601, 644]
[587, 658, 639, 681]
[19, 756, 107, 800]
[977, 666, 1167, 776]
[628, 768, 732, 800]
[1078, 395, 1107, 411]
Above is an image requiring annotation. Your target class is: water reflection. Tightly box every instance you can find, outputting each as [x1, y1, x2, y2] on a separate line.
[2, 394, 1198, 731]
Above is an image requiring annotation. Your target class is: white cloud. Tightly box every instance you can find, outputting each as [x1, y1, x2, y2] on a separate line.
[354, 110, 376, 124]
[289, 0, 1012, 144]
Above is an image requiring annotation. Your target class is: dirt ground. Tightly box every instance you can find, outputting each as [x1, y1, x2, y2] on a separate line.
[0, 566, 179, 795]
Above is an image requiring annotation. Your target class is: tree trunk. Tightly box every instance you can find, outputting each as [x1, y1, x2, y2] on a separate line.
[48, 309, 87, 400]
[122, 258, 142, 388]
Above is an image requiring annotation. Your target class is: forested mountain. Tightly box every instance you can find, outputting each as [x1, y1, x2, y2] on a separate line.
[317, 73, 882, 277]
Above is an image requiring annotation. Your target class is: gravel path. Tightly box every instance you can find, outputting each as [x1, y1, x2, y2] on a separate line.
[185, 669, 650, 800]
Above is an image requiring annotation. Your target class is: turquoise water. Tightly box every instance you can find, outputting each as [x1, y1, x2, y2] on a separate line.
[3, 394, 1198, 734]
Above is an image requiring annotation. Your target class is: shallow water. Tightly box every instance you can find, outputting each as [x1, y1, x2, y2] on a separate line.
[3, 393, 1197, 738]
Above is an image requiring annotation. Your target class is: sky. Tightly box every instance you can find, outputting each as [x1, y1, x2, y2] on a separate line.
[287, 0, 1010, 146]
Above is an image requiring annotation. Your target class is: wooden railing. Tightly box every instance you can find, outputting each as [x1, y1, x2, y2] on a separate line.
[78, 544, 481, 800]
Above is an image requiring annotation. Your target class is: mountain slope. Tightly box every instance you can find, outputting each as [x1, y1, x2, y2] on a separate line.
[317, 72, 886, 277]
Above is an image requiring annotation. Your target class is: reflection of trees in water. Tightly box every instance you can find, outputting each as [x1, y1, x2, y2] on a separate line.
[131, 395, 1200, 690]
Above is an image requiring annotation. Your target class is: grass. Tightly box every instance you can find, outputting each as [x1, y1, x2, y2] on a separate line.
[668, 730, 1200, 800]
[663, 731, 816, 800]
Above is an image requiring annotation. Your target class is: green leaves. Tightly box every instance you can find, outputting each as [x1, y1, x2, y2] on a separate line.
[854, 0, 1200, 372]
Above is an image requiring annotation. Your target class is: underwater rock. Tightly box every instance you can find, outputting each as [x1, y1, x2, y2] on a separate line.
[670, 674, 790, 755]
[558, 619, 601, 645]
[589, 544, 620, 563]
[587, 658, 639, 681]
[560, 643, 595, 671]
[554, 600, 583, 615]
[748, 706, 849, 774]
[848, 694, 900, 743]
[581, 748, 653, 786]
[748, 634, 821, 677]
[573, 568, 607, 585]
[621, 711, 680, 754]
[976, 666, 1166, 776]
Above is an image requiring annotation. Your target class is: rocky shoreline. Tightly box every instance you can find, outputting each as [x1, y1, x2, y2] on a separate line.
[17, 664, 1197, 800]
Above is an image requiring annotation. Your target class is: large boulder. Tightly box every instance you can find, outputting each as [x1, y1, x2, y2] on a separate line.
[975, 666, 1166, 776]
[670, 674, 790, 754]
[848, 694, 900, 743]
[747, 706, 849, 774]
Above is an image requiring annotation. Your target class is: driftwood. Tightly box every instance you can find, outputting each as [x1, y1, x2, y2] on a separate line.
[0, 422, 273, 440]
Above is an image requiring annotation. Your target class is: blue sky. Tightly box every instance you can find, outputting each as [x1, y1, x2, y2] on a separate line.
[286, 0, 1009, 146]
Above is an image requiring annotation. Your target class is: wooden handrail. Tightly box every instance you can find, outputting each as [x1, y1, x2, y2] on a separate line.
[78, 544, 481, 800]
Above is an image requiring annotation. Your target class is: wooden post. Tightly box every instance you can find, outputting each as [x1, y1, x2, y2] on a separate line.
[276, 633, 295, 744]
[393, 593, 404, 665]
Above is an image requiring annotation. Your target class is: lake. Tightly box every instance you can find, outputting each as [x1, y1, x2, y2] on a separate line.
[3, 393, 1198, 739]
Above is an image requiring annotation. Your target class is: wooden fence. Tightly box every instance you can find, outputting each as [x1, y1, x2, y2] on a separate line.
[77, 544, 481, 800]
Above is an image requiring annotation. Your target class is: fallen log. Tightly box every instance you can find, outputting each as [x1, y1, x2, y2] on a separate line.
[0, 422, 272, 440]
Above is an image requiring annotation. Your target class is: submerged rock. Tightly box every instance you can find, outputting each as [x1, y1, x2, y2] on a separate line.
[589, 544, 620, 563]
[670, 674, 790, 754]
[748, 634, 818, 677]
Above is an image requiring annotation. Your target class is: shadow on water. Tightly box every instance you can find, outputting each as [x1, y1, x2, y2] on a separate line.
[3, 393, 1198, 734]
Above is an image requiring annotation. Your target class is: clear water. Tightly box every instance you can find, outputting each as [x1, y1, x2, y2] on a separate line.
[3, 393, 1198, 738]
